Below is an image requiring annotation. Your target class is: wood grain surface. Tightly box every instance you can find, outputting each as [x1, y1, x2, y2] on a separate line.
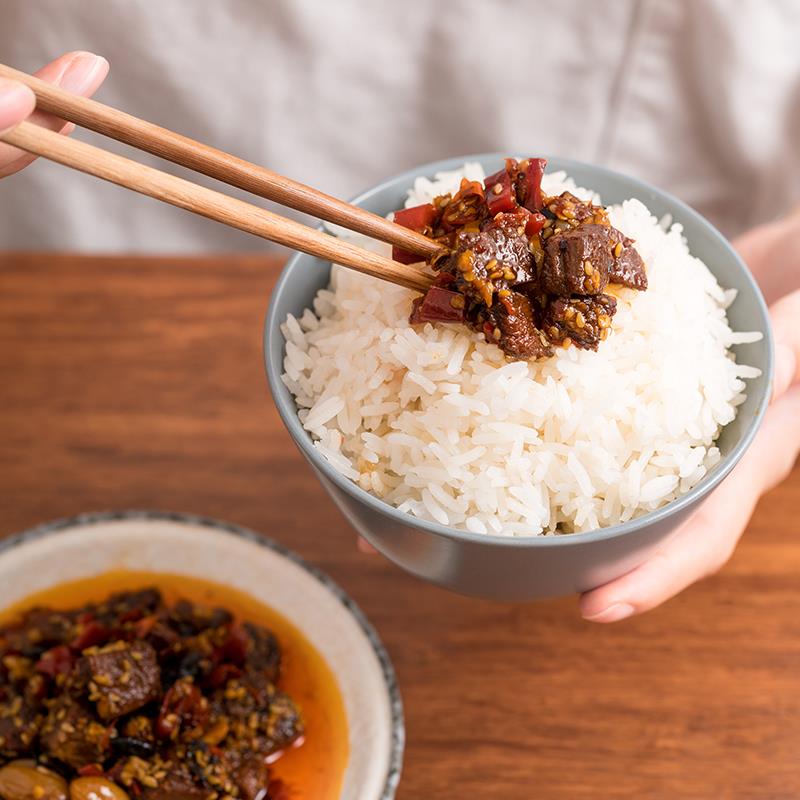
[1, 252, 798, 800]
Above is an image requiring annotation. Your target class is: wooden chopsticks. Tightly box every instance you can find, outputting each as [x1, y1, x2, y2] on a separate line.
[2, 121, 433, 293]
[0, 62, 440, 293]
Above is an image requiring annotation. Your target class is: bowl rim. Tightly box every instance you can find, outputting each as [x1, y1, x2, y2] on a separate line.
[265, 152, 774, 549]
[0, 510, 405, 800]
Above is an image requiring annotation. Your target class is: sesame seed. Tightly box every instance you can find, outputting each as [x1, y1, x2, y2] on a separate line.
[492, 183, 503, 195]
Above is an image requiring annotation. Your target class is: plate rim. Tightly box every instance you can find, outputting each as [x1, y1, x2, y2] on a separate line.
[0, 509, 404, 800]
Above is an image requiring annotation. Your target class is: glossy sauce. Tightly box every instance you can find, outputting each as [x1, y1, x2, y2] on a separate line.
[0, 570, 349, 800]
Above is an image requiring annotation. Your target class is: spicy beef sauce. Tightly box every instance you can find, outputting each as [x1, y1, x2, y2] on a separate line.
[0, 571, 348, 800]
[397, 157, 648, 360]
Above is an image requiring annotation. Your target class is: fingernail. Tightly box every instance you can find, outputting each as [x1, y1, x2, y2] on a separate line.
[357, 537, 377, 555]
[57, 52, 108, 94]
[583, 602, 634, 623]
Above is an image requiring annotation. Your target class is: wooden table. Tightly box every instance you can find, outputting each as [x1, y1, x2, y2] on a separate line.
[1, 252, 798, 800]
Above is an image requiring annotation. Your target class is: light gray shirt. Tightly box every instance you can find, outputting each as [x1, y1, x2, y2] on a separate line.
[1, 0, 799, 252]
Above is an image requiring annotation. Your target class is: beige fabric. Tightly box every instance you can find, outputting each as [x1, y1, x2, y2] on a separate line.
[1, 0, 799, 251]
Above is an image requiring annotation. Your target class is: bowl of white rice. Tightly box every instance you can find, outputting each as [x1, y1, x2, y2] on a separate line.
[265, 155, 773, 601]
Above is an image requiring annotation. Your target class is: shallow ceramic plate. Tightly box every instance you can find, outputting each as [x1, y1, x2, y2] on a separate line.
[0, 511, 403, 800]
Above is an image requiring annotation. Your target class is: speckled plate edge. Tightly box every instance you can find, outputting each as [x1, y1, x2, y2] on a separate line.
[0, 510, 404, 800]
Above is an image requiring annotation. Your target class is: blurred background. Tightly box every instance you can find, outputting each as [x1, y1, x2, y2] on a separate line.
[1, 0, 799, 252]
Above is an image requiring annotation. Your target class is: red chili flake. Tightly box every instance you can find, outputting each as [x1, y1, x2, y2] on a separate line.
[118, 608, 145, 624]
[519, 158, 547, 212]
[205, 663, 242, 689]
[409, 287, 465, 325]
[215, 623, 250, 666]
[156, 680, 209, 740]
[392, 202, 441, 264]
[440, 179, 485, 230]
[525, 211, 547, 236]
[134, 615, 157, 638]
[35, 645, 75, 678]
[484, 168, 518, 216]
[394, 202, 439, 231]
[267, 779, 292, 800]
[70, 621, 111, 652]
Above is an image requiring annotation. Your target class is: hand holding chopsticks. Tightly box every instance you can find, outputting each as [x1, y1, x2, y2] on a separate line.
[0, 62, 439, 293]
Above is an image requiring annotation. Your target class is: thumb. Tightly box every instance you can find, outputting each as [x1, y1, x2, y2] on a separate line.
[0, 79, 35, 134]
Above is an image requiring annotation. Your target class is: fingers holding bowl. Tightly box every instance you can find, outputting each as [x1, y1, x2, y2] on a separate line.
[580, 383, 800, 623]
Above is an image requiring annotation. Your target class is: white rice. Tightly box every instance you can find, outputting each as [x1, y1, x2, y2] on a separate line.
[281, 163, 762, 536]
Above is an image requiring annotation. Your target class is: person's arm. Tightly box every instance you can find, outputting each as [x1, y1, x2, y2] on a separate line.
[0, 51, 108, 177]
[580, 216, 800, 622]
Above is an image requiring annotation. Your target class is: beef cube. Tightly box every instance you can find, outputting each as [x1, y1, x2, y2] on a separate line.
[242, 623, 281, 683]
[542, 224, 612, 295]
[141, 618, 181, 654]
[168, 600, 233, 637]
[23, 608, 78, 647]
[262, 691, 305, 753]
[608, 232, 648, 290]
[40, 696, 109, 767]
[140, 775, 211, 800]
[120, 757, 213, 800]
[1, 609, 77, 657]
[0, 693, 42, 757]
[544, 191, 606, 225]
[543, 294, 617, 351]
[485, 292, 553, 361]
[214, 675, 304, 755]
[82, 640, 161, 720]
[450, 213, 535, 306]
[236, 755, 271, 800]
[95, 589, 163, 626]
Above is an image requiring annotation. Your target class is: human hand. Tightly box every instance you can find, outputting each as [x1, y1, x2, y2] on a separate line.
[579, 215, 800, 623]
[0, 51, 108, 178]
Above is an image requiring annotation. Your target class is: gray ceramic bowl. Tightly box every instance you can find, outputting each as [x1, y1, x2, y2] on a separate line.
[264, 154, 773, 601]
